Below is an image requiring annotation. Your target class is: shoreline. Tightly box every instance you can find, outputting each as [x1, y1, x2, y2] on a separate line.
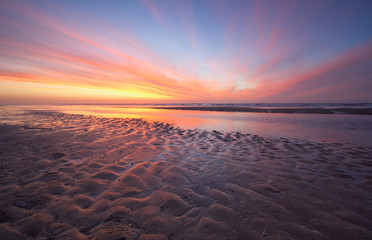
[153, 106, 372, 115]
[0, 109, 371, 239]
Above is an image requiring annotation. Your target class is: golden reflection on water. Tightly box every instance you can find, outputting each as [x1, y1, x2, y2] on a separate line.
[61, 106, 230, 130]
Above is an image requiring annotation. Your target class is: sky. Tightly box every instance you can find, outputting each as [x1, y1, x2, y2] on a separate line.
[0, 0, 372, 104]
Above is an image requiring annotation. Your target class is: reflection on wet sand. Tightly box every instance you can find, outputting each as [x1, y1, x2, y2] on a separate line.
[8, 105, 372, 146]
[0, 107, 371, 239]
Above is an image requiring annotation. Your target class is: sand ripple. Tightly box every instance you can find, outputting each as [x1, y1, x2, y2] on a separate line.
[0, 110, 371, 239]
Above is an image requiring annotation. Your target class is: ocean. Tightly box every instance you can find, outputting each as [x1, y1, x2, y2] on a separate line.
[3, 103, 372, 147]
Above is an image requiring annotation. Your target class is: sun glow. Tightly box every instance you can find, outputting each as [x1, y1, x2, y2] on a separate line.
[0, 80, 174, 104]
[0, 0, 372, 104]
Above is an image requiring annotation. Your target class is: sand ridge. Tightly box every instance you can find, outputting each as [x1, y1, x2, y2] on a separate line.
[0, 109, 371, 239]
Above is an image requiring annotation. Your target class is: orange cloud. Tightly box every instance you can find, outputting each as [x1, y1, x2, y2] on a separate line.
[1, 0, 371, 104]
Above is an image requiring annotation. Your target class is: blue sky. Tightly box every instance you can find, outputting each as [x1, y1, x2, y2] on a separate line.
[0, 0, 372, 103]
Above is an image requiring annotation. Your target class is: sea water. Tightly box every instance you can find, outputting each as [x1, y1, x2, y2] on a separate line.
[4, 104, 372, 147]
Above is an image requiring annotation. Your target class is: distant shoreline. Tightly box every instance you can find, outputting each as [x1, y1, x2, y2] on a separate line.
[153, 106, 372, 115]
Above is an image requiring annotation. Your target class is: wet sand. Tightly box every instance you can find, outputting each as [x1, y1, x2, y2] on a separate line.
[0, 109, 371, 239]
[154, 106, 372, 115]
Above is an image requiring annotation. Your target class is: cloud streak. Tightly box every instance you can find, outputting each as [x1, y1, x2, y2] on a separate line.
[1, 0, 372, 103]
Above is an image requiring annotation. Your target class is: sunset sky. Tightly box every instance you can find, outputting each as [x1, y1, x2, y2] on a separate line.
[1, 0, 372, 104]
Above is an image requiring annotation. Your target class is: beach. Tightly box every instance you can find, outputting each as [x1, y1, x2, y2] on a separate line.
[0, 107, 371, 239]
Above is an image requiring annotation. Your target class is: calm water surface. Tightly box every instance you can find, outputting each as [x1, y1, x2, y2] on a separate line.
[5, 105, 372, 147]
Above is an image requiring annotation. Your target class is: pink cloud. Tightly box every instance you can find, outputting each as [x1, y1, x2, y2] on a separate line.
[141, 0, 170, 32]
[256, 41, 372, 102]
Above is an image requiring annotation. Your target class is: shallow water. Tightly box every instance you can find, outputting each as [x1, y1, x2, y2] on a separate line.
[4, 105, 372, 146]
